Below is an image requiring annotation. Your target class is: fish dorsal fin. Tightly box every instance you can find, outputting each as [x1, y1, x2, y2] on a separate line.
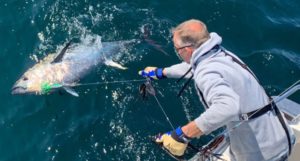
[63, 86, 79, 97]
[51, 41, 71, 64]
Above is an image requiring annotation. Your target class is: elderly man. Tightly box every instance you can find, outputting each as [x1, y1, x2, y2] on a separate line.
[139, 19, 294, 161]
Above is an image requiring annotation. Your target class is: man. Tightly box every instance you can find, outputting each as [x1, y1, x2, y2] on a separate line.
[139, 19, 294, 161]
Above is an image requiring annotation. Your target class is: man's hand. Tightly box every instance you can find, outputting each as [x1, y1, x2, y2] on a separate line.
[138, 66, 166, 80]
[155, 127, 190, 156]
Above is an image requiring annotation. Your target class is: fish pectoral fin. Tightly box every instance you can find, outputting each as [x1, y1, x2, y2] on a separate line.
[51, 41, 72, 64]
[63, 87, 79, 97]
[104, 59, 128, 70]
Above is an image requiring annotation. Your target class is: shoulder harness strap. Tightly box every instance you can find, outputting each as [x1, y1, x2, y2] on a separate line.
[221, 48, 292, 155]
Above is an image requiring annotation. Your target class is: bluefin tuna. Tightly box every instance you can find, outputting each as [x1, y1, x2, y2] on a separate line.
[11, 36, 131, 96]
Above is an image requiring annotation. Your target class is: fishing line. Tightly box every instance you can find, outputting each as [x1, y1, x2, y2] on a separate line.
[144, 78, 203, 155]
[153, 94, 175, 130]
[41, 79, 147, 94]
[142, 78, 175, 130]
[66, 79, 147, 87]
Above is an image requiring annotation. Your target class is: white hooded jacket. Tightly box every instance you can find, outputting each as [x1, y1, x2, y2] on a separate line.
[164, 32, 293, 161]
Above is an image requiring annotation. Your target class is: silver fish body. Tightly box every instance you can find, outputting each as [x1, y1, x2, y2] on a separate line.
[12, 37, 131, 95]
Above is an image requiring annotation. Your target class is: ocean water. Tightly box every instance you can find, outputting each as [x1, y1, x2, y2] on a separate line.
[1, 0, 300, 160]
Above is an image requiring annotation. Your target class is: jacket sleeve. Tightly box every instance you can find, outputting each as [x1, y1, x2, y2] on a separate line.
[194, 64, 240, 134]
[164, 62, 192, 79]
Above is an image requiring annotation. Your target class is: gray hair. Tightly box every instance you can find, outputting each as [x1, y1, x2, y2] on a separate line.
[172, 19, 210, 48]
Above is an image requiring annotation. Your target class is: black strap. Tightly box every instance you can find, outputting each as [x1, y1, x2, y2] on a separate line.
[176, 67, 193, 98]
[224, 52, 259, 83]
[222, 50, 292, 155]
[239, 101, 292, 155]
[273, 103, 292, 155]
[177, 45, 292, 155]
[177, 45, 220, 98]
[194, 46, 258, 109]
[239, 102, 273, 121]
[192, 45, 221, 68]
[176, 67, 192, 83]
[202, 45, 220, 57]
[177, 74, 194, 98]
[197, 86, 209, 109]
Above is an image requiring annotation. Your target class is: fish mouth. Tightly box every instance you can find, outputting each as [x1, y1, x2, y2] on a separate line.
[11, 86, 28, 94]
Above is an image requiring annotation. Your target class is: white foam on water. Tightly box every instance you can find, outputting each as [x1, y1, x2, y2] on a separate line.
[180, 87, 194, 122]
[37, 32, 45, 42]
[254, 48, 300, 69]
[266, 16, 300, 27]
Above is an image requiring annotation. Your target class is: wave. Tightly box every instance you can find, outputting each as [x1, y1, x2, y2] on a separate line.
[257, 0, 300, 27]
[251, 48, 300, 69]
[266, 16, 300, 27]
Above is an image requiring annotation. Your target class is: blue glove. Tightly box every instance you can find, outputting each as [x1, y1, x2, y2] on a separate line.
[155, 127, 191, 156]
[138, 67, 165, 80]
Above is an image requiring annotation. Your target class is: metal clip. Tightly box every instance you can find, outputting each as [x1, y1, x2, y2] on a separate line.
[240, 114, 249, 121]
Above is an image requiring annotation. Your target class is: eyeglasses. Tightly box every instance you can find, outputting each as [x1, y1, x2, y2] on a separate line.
[174, 44, 193, 53]
[174, 44, 193, 61]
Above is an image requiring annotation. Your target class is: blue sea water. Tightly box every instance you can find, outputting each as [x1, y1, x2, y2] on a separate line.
[0, 0, 300, 160]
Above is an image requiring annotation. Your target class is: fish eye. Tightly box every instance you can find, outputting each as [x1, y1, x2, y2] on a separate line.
[23, 77, 28, 81]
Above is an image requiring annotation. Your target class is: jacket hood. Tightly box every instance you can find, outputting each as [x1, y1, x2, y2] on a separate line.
[190, 32, 222, 69]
